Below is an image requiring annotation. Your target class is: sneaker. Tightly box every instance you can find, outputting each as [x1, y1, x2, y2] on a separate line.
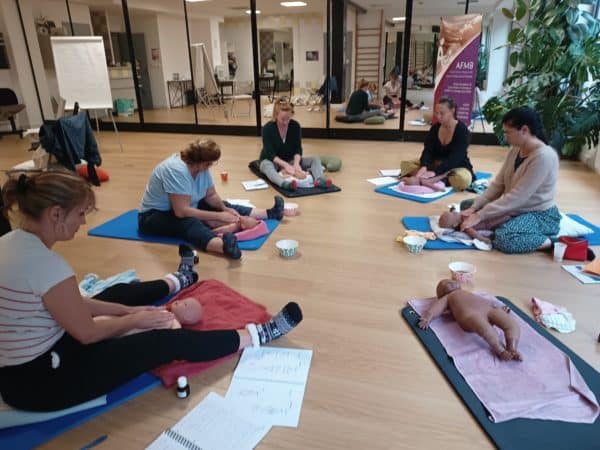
[267, 195, 284, 220]
[222, 232, 242, 260]
[281, 180, 297, 191]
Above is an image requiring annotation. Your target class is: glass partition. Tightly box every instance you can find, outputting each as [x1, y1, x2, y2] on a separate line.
[254, 0, 327, 129]
[29, 0, 73, 120]
[127, 1, 194, 124]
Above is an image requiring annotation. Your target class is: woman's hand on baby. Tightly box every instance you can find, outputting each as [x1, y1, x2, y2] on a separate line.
[460, 212, 481, 230]
[133, 310, 175, 330]
[223, 207, 241, 217]
[127, 305, 165, 314]
[283, 164, 296, 175]
[460, 207, 476, 217]
[418, 317, 430, 329]
[218, 211, 241, 223]
[293, 168, 308, 179]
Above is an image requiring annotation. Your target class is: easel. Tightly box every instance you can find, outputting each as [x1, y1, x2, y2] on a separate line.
[471, 87, 485, 132]
[88, 106, 124, 153]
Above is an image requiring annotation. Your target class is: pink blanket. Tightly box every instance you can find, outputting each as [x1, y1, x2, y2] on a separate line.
[216, 220, 269, 241]
[152, 279, 271, 387]
[397, 181, 446, 194]
[409, 294, 599, 423]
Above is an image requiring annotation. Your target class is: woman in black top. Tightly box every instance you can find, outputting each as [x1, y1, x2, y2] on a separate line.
[259, 98, 332, 191]
[402, 97, 474, 186]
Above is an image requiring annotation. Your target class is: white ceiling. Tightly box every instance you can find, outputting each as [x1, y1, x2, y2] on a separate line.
[73, 0, 503, 21]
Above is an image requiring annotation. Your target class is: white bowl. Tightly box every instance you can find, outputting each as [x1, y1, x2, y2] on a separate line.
[448, 261, 476, 283]
[276, 239, 299, 258]
[284, 202, 299, 216]
[403, 235, 426, 254]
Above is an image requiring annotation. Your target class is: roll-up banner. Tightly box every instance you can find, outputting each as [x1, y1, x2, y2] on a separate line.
[434, 14, 482, 126]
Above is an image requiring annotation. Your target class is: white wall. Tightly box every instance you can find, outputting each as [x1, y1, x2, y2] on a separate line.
[347, 7, 357, 90]
[157, 15, 192, 83]
[293, 15, 324, 91]
[479, 3, 511, 105]
[130, 14, 167, 108]
[221, 19, 253, 82]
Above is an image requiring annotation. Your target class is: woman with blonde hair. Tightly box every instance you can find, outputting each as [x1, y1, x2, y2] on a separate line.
[0, 170, 303, 411]
[139, 139, 284, 260]
[259, 98, 332, 191]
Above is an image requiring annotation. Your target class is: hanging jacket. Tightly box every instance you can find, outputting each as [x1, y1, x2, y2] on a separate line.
[40, 113, 102, 186]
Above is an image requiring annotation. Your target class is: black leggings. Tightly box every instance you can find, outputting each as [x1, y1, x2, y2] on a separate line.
[0, 281, 240, 411]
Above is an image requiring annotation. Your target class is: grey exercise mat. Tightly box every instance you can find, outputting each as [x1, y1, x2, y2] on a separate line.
[401, 296, 600, 450]
[248, 160, 341, 198]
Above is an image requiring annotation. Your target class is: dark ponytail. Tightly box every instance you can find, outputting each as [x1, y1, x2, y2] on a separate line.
[501, 107, 548, 144]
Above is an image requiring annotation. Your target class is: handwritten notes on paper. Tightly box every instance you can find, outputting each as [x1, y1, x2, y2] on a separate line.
[226, 347, 313, 427]
[146, 392, 270, 450]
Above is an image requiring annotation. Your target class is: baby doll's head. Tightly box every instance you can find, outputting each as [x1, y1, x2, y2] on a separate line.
[439, 211, 462, 229]
[169, 297, 203, 325]
[403, 176, 421, 186]
[239, 216, 259, 230]
[436, 279, 461, 298]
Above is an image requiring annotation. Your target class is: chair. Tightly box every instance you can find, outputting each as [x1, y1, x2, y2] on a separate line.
[0, 88, 26, 138]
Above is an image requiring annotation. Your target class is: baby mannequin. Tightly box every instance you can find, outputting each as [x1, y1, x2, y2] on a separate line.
[279, 169, 314, 189]
[439, 211, 511, 244]
[400, 167, 449, 193]
[418, 279, 522, 361]
[95, 297, 203, 335]
[207, 216, 260, 235]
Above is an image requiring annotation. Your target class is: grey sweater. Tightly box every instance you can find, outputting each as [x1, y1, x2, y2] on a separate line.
[472, 145, 558, 221]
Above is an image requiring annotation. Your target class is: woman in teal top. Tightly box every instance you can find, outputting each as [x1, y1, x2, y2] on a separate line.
[259, 98, 332, 191]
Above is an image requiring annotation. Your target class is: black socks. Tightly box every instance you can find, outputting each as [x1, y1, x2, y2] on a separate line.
[267, 196, 285, 220]
[247, 302, 303, 346]
[178, 244, 198, 272]
[222, 232, 242, 260]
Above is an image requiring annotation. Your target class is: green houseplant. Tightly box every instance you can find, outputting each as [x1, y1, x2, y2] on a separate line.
[483, 0, 600, 157]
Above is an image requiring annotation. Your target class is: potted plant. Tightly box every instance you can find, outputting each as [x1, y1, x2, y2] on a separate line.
[483, 0, 600, 158]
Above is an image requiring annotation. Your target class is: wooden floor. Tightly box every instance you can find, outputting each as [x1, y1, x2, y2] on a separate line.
[109, 96, 493, 133]
[1, 132, 599, 450]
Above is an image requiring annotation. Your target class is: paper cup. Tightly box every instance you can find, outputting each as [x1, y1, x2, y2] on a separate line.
[449, 261, 476, 283]
[403, 235, 426, 254]
[284, 202, 299, 216]
[553, 242, 567, 262]
[276, 239, 298, 258]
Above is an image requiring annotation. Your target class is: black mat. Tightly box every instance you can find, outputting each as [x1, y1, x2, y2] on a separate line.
[248, 160, 342, 198]
[401, 296, 600, 450]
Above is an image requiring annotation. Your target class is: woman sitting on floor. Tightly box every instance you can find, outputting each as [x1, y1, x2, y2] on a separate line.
[344, 79, 385, 122]
[0, 171, 303, 412]
[401, 96, 474, 189]
[460, 107, 560, 254]
[259, 97, 332, 191]
[138, 139, 284, 260]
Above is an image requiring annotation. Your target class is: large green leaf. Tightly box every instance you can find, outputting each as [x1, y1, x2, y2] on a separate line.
[515, 0, 528, 21]
[508, 28, 521, 45]
[509, 51, 519, 67]
[501, 8, 514, 20]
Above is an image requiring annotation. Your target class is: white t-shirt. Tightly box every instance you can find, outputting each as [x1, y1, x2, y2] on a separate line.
[140, 154, 214, 212]
[0, 229, 73, 366]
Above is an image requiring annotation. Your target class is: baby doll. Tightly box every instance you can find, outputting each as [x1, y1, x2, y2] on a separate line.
[95, 297, 203, 336]
[438, 211, 511, 244]
[207, 215, 259, 235]
[418, 279, 522, 361]
[278, 169, 315, 189]
[396, 166, 448, 194]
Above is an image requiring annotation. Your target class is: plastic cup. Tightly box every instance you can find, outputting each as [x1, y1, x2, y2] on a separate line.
[553, 242, 567, 262]
[220, 171, 228, 182]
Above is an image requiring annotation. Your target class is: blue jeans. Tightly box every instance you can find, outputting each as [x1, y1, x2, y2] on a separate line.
[138, 200, 253, 251]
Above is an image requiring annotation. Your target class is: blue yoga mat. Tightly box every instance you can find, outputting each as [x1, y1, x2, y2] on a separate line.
[402, 297, 600, 450]
[375, 172, 492, 203]
[403, 214, 600, 250]
[0, 374, 160, 449]
[0, 293, 175, 449]
[88, 210, 280, 250]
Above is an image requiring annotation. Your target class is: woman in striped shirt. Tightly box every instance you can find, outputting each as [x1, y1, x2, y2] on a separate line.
[0, 171, 302, 411]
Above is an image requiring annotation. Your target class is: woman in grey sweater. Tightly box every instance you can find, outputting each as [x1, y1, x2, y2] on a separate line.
[460, 107, 560, 253]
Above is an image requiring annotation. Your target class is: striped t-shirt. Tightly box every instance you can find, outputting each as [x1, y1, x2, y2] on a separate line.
[0, 229, 73, 366]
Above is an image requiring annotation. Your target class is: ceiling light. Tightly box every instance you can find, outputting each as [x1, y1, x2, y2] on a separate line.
[246, 9, 261, 14]
[281, 1, 307, 6]
[392, 17, 405, 22]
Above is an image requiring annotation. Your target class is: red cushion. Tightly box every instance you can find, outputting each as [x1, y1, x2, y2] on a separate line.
[76, 165, 109, 182]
